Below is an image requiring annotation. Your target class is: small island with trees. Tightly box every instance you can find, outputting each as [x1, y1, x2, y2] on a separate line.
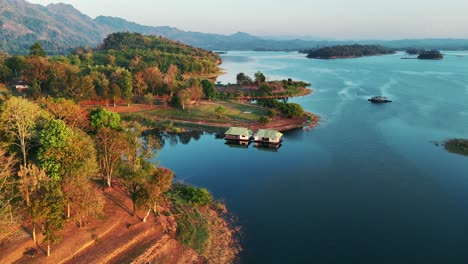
[303, 44, 395, 59]
[444, 139, 468, 156]
[417, 50, 444, 60]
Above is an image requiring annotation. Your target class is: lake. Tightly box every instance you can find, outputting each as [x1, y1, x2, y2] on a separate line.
[156, 51, 468, 263]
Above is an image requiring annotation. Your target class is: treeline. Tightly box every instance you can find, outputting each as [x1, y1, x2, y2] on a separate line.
[0, 32, 220, 106]
[303, 44, 395, 59]
[0, 97, 240, 259]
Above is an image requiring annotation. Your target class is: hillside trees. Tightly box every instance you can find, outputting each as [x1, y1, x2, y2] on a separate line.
[0, 97, 45, 166]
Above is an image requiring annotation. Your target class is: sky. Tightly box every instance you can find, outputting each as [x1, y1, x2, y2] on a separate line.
[26, 0, 468, 40]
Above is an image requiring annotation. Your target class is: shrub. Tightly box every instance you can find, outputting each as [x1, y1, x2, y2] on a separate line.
[258, 116, 271, 124]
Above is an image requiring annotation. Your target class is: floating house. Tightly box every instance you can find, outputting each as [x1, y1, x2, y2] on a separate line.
[254, 129, 283, 144]
[224, 127, 253, 141]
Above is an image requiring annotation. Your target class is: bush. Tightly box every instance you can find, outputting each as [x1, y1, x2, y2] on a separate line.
[173, 183, 213, 206]
[258, 116, 271, 124]
[267, 109, 276, 117]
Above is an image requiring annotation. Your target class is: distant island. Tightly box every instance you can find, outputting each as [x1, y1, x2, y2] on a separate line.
[303, 44, 395, 59]
[444, 139, 468, 156]
[417, 50, 444, 60]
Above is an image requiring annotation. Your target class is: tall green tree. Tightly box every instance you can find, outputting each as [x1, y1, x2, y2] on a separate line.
[41, 181, 66, 257]
[201, 79, 216, 100]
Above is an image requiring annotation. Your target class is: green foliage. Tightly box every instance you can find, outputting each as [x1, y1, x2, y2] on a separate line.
[29, 42, 47, 57]
[90, 108, 122, 130]
[41, 181, 66, 246]
[258, 116, 271, 124]
[214, 105, 226, 118]
[172, 183, 213, 206]
[169, 183, 213, 254]
[444, 139, 468, 156]
[267, 109, 277, 117]
[37, 119, 72, 181]
[254, 71, 266, 83]
[201, 79, 216, 100]
[280, 102, 304, 118]
[258, 99, 304, 118]
[306, 44, 394, 59]
[236, 72, 251, 85]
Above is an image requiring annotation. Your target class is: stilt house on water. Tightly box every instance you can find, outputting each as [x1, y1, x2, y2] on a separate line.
[254, 129, 283, 144]
[224, 127, 253, 141]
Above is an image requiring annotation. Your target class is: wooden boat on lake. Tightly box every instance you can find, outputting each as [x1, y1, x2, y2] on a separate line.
[368, 96, 392, 103]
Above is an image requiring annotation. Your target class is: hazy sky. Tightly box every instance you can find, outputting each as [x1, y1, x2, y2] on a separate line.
[27, 0, 468, 40]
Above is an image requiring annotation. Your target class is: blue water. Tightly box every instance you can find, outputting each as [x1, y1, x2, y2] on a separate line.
[157, 51, 468, 263]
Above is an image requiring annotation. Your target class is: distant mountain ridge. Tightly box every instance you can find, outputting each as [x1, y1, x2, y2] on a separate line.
[1, 0, 467, 54]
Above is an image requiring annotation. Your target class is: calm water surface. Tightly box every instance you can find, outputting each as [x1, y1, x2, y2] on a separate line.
[156, 51, 468, 263]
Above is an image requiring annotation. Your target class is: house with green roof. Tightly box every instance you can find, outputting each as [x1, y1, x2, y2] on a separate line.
[254, 129, 283, 144]
[224, 127, 253, 141]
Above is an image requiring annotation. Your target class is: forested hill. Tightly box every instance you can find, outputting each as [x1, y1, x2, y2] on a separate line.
[0, 32, 220, 105]
[304, 44, 395, 59]
[92, 32, 221, 73]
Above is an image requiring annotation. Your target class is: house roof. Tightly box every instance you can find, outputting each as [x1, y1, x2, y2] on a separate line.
[256, 129, 283, 139]
[225, 127, 252, 136]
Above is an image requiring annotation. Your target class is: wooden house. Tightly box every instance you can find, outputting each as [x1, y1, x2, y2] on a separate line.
[224, 127, 253, 141]
[254, 129, 283, 144]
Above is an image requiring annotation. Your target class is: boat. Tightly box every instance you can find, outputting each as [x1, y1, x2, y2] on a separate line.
[368, 96, 392, 103]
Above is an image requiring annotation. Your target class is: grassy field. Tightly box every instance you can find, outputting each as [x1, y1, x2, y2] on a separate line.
[138, 101, 268, 125]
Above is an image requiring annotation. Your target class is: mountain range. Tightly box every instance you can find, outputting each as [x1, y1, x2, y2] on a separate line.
[1, 0, 467, 54]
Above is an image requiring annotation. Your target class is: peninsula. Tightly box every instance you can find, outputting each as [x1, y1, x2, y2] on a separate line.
[303, 44, 395, 59]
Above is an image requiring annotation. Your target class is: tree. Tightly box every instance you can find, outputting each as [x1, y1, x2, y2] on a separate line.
[187, 79, 203, 105]
[89, 108, 122, 131]
[0, 148, 18, 236]
[111, 68, 133, 106]
[254, 71, 266, 84]
[29, 42, 47, 57]
[177, 89, 190, 110]
[17, 164, 48, 243]
[236, 72, 251, 85]
[214, 106, 226, 118]
[95, 128, 128, 187]
[140, 168, 174, 222]
[37, 119, 72, 181]
[41, 181, 66, 256]
[164, 64, 179, 98]
[39, 97, 90, 130]
[0, 97, 45, 166]
[201, 79, 216, 100]
[143, 67, 163, 95]
[133, 71, 148, 96]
